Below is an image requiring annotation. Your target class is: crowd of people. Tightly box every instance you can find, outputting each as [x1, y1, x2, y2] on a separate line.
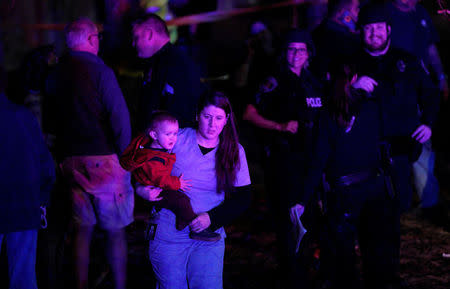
[0, 0, 448, 289]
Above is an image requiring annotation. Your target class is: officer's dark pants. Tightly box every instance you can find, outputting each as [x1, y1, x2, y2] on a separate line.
[389, 155, 413, 281]
[391, 155, 413, 213]
[267, 150, 312, 289]
[326, 176, 398, 289]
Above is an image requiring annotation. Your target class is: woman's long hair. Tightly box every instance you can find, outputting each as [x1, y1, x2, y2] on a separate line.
[197, 91, 240, 196]
[330, 65, 365, 128]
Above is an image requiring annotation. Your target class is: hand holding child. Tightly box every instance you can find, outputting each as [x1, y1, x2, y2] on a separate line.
[179, 174, 192, 192]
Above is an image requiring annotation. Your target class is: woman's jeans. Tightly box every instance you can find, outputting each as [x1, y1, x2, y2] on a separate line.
[148, 209, 225, 289]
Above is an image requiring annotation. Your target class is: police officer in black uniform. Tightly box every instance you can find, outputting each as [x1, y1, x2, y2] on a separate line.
[304, 4, 439, 288]
[303, 69, 397, 289]
[350, 4, 439, 287]
[352, 4, 439, 215]
[132, 14, 205, 130]
[243, 29, 324, 289]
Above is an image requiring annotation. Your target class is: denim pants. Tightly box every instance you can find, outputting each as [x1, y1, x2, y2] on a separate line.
[0, 229, 38, 289]
[148, 209, 225, 289]
[412, 140, 440, 208]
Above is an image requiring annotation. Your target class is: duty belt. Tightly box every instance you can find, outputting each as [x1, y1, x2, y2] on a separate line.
[333, 169, 379, 187]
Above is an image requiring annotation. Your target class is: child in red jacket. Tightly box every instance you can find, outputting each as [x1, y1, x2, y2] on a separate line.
[120, 111, 219, 241]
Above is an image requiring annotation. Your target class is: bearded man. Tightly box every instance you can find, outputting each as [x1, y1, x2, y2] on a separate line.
[351, 3, 439, 213]
[348, 4, 439, 288]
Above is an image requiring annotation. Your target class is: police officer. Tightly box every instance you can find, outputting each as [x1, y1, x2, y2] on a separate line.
[353, 3, 439, 214]
[303, 69, 397, 289]
[350, 3, 439, 287]
[243, 29, 324, 289]
[132, 14, 205, 130]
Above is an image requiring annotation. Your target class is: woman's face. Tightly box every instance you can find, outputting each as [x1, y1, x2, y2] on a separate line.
[286, 42, 308, 71]
[197, 105, 228, 143]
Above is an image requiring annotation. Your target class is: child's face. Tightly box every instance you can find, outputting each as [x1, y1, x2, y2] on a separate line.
[150, 120, 179, 150]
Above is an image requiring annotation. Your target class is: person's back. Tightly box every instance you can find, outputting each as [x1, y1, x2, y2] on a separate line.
[49, 51, 118, 158]
[46, 18, 133, 289]
[326, 99, 381, 178]
[312, 0, 360, 81]
[303, 72, 398, 288]
[313, 19, 360, 79]
[304, 88, 382, 202]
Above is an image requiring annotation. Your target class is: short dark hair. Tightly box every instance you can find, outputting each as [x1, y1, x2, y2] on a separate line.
[133, 14, 169, 38]
[146, 111, 178, 134]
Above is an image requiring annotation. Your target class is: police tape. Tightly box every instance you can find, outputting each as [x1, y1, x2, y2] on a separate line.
[1, 0, 309, 31]
[167, 0, 309, 27]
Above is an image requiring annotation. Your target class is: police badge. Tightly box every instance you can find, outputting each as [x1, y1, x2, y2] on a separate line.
[397, 60, 406, 73]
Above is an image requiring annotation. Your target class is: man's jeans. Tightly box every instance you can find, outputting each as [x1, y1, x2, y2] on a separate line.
[412, 140, 440, 208]
[0, 229, 38, 289]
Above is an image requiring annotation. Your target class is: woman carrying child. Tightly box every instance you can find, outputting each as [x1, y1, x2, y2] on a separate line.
[132, 91, 252, 289]
[120, 111, 221, 241]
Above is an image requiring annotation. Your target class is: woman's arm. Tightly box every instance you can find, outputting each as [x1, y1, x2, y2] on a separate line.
[243, 104, 298, 133]
[206, 184, 252, 231]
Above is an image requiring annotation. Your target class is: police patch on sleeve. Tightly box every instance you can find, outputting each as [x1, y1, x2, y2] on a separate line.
[260, 76, 278, 93]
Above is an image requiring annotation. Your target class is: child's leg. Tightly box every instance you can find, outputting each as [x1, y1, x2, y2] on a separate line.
[157, 190, 197, 230]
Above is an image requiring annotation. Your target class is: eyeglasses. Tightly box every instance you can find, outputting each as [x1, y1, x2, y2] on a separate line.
[287, 47, 307, 55]
[89, 33, 103, 41]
